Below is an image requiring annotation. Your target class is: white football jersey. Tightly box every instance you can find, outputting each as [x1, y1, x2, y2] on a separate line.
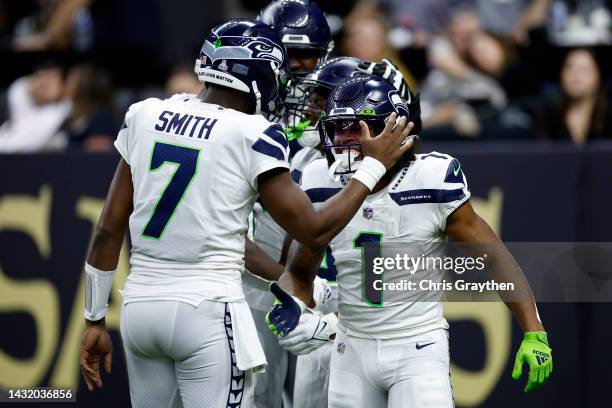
[300, 153, 470, 339]
[114, 94, 289, 304]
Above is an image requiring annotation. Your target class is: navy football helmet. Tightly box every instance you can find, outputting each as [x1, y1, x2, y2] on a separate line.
[285, 57, 366, 147]
[286, 57, 419, 149]
[194, 19, 289, 118]
[319, 75, 421, 176]
[258, 0, 333, 74]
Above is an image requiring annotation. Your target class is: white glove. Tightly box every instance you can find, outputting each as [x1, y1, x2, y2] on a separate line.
[313, 276, 333, 308]
[277, 310, 338, 355]
[358, 58, 410, 101]
[374, 58, 410, 103]
[313, 276, 338, 314]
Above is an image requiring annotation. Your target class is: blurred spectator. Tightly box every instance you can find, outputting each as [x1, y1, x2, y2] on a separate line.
[420, 9, 508, 138]
[350, 0, 546, 48]
[547, 0, 611, 46]
[468, 32, 508, 78]
[536, 48, 612, 144]
[0, 61, 70, 152]
[511, 0, 612, 46]
[0, 0, 33, 44]
[349, 0, 456, 47]
[467, 31, 538, 99]
[11, 0, 93, 52]
[512, 0, 551, 44]
[60, 64, 118, 152]
[478, 0, 529, 38]
[165, 64, 203, 96]
[341, 10, 417, 89]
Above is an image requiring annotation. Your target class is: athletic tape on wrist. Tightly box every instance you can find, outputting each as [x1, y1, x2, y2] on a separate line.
[352, 156, 387, 191]
[84, 263, 116, 321]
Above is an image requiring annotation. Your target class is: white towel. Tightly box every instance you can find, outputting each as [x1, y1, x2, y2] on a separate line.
[228, 300, 267, 373]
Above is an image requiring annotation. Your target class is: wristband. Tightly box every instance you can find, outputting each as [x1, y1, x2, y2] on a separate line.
[84, 263, 116, 321]
[352, 156, 387, 191]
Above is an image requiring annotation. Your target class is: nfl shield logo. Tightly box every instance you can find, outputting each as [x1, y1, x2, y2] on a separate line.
[337, 342, 346, 355]
[363, 207, 374, 220]
[219, 59, 229, 71]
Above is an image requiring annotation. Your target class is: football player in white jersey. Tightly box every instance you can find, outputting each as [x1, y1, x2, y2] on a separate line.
[245, 55, 416, 408]
[266, 75, 553, 407]
[275, 56, 416, 408]
[244, 2, 335, 407]
[78, 20, 416, 408]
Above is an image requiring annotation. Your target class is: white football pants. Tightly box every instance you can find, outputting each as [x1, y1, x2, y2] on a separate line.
[293, 341, 333, 408]
[120, 300, 252, 408]
[328, 328, 454, 408]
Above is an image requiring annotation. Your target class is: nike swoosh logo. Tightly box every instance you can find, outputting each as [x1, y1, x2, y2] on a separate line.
[416, 342, 435, 350]
[453, 163, 461, 177]
[320, 321, 327, 332]
[312, 321, 328, 340]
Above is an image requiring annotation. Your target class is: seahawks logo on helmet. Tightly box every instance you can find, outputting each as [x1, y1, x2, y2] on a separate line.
[389, 91, 408, 115]
[202, 37, 285, 68]
[245, 39, 284, 67]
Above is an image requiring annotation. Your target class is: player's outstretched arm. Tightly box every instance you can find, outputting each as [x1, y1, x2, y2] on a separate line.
[80, 158, 133, 391]
[279, 239, 325, 304]
[445, 201, 552, 392]
[259, 113, 415, 251]
[245, 238, 285, 282]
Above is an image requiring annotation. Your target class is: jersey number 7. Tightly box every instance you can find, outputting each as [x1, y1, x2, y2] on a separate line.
[142, 141, 200, 239]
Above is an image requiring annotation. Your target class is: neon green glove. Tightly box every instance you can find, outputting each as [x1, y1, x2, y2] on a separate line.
[285, 120, 310, 141]
[512, 331, 553, 392]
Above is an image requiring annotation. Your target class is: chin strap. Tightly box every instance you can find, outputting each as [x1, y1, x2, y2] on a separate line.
[328, 160, 345, 183]
[251, 80, 262, 115]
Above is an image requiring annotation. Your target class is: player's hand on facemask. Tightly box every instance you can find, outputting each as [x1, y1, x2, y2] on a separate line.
[512, 331, 553, 392]
[266, 282, 307, 337]
[278, 310, 337, 355]
[359, 112, 415, 171]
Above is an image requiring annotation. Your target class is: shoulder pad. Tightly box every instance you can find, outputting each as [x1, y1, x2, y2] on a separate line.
[412, 152, 466, 189]
[301, 158, 340, 203]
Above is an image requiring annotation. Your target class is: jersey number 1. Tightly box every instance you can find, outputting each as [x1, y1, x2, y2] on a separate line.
[142, 142, 200, 239]
[354, 232, 384, 307]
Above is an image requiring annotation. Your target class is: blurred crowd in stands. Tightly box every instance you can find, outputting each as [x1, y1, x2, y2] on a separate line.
[0, 0, 610, 152]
